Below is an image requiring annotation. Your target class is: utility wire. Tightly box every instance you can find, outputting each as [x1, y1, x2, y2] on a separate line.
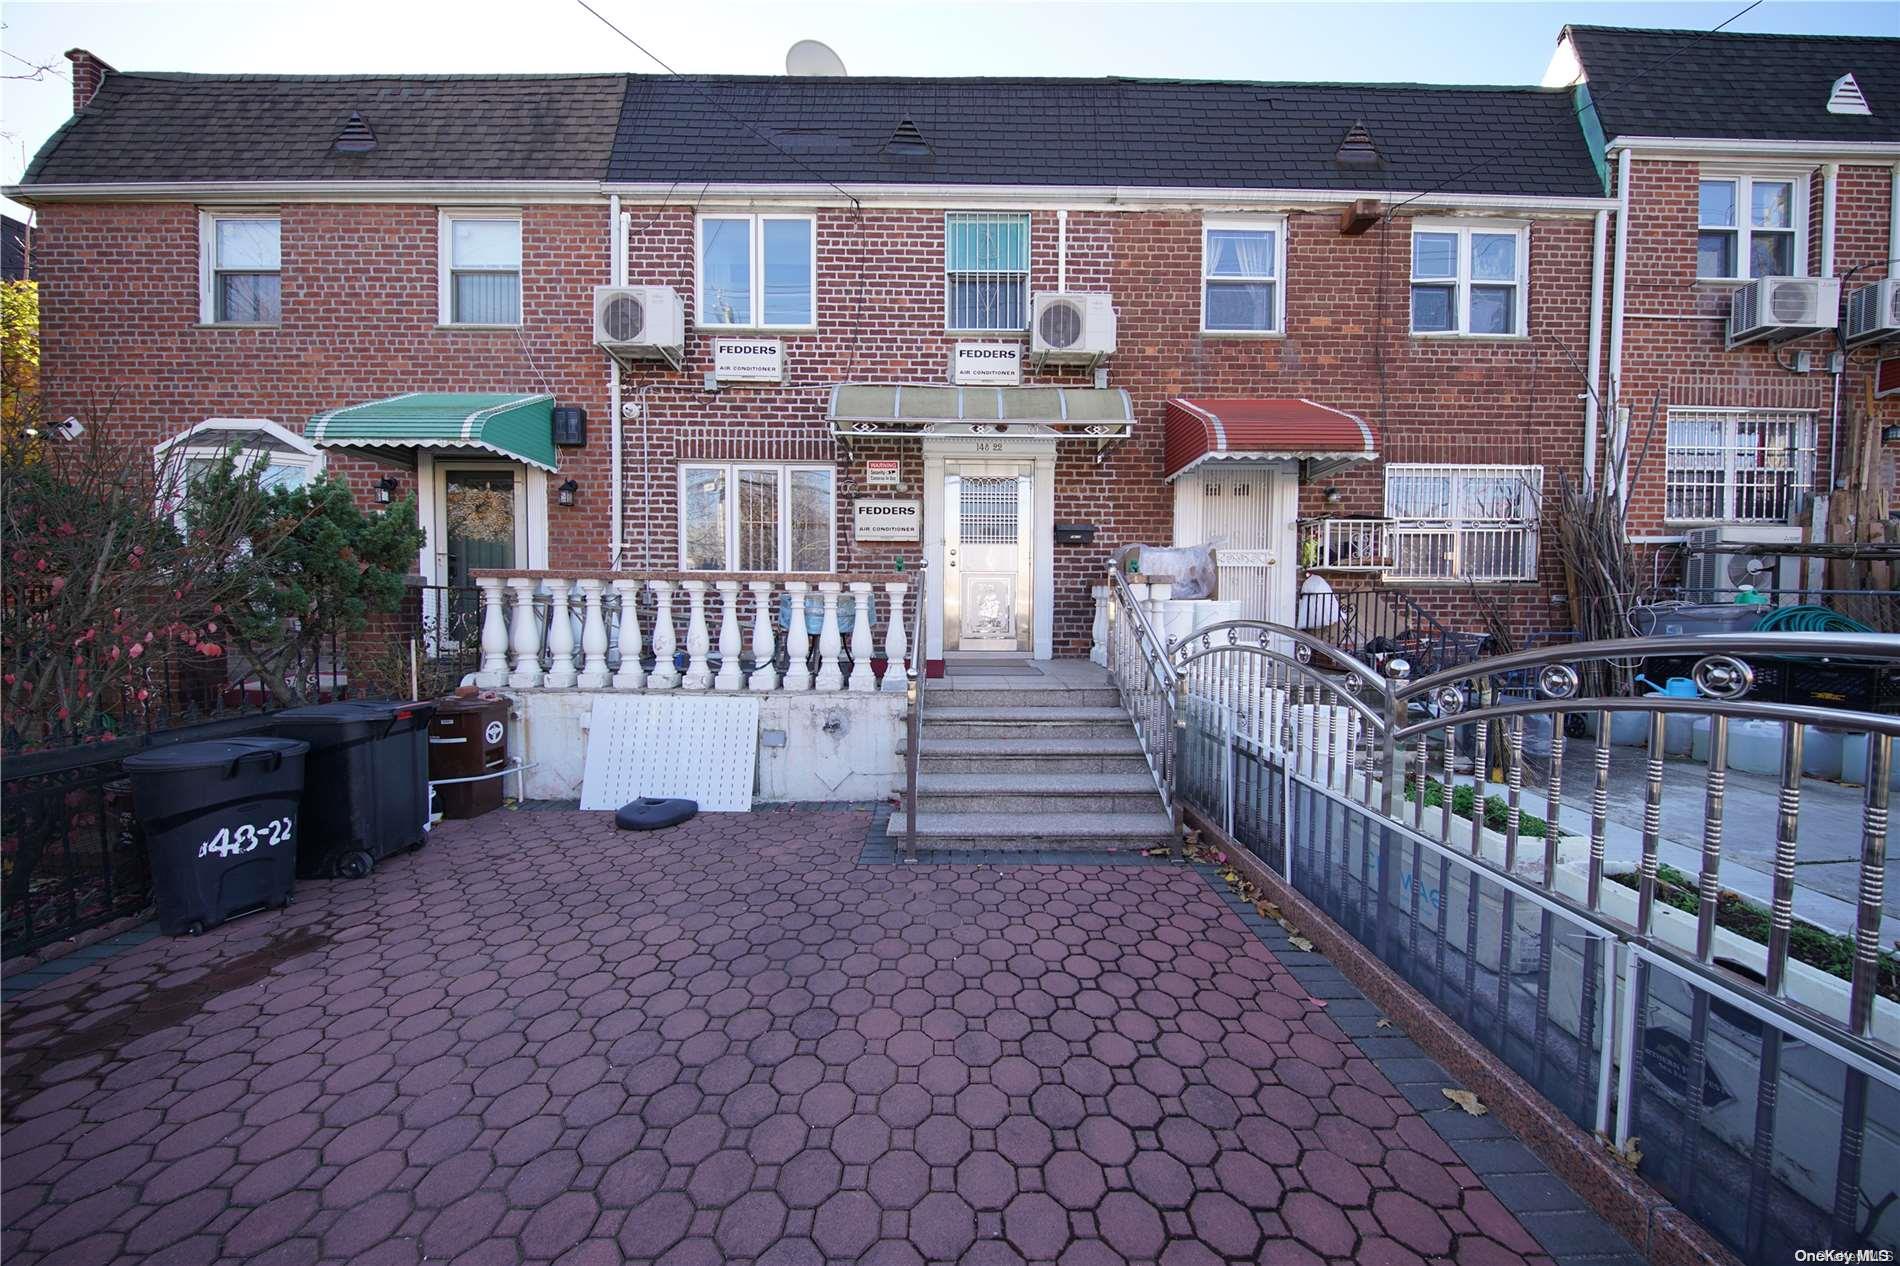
[1386, 0, 1763, 218]
[573, 0, 862, 211]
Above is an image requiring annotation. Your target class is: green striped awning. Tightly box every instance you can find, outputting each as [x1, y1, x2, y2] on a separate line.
[307, 393, 558, 471]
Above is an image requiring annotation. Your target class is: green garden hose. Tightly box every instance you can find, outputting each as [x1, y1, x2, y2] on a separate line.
[1752, 604, 1876, 634]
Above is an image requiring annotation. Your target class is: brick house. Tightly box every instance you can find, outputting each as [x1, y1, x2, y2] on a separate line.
[1548, 26, 1900, 601]
[14, 47, 1623, 676]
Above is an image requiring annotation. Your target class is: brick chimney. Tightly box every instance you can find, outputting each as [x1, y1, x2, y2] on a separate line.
[65, 48, 114, 113]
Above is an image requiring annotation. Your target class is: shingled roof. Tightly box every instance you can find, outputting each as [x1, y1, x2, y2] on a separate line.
[1564, 24, 1900, 144]
[22, 72, 627, 184]
[607, 76, 1606, 198]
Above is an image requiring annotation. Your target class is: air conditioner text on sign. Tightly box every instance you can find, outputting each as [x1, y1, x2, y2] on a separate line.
[854, 499, 921, 542]
[713, 337, 784, 383]
[951, 343, 1023, 386]
[865, 460, 901, 487]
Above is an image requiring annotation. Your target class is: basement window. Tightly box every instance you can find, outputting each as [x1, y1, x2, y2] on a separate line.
[1664, 409, 1814, 523]
[200, 212, 281, 325]
[680, 464, 835, 572]
[1384, 463, 1541, 581]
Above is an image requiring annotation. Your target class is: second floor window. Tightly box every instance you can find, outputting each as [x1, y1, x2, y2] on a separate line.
[1665, 409, 1814, 523]
[1698, 176, 1798, 280]
[698, 214, 816, 328]
[442, 213, 521, 326]
[1202, 219, 1284, 333]
[681, 463, 835, 572]
[202, 213, 280, 325]
[1410, 222, 1527, 336]
[946, 212, 1029, 332]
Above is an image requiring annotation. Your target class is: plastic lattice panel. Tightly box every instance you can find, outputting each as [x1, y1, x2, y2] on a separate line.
[579, 695, 760, 813]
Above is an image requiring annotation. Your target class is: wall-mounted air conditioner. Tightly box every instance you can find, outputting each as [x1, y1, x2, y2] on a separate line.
[1844, 279, 1900, 348]
[1682, 524, 1804, 601]
[1030, 292, 1116, 363]
[1726, 276, 1841, 349]
[593, 285, 685, 369]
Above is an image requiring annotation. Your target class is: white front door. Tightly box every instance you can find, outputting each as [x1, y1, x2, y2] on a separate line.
[1174, 461, 1297, 626]
[944, 460, 1034, 652]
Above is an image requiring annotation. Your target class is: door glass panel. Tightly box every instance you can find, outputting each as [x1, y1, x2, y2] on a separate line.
[958, 475, 1020, 544]
[443, 470, 517, 589]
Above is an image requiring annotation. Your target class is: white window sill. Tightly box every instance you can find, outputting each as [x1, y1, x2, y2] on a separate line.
[697, 326, 818, 337]
[1380, 576, 1538, 586]
[1199, 329, 1285, 340]
[944, 330, 1028, 339]
[1693, 274, 1811, 286]
[436, 323, 524, 332]
[1409, 332, 1530, 342]
[195, 322, 281, 330]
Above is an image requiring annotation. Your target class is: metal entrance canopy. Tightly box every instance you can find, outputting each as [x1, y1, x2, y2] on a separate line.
[828, 384, 1135, 456]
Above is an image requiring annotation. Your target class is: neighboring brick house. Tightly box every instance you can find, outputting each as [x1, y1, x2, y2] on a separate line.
[13, 30, 1892, 670]
[1548, 26, 1900, 596]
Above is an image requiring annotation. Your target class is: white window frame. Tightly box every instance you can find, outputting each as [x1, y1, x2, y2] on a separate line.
[437, 209, 523, 327]
[1408, 219, 1530, 338]
[1381, 462, 1542, 582]
[944, 211, 1031, 334]
[198, 210, 282, 326]
[693, 212, 818, 331]
[1695, 170, 1809, 282]
[677, 463, 837, 573]
[153, 418, 324, 522]
[1663, 408, 1816, 525]
[1200, 216, 1287, 335]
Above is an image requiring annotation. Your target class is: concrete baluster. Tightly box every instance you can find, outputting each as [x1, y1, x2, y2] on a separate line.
[576, 579, 610, 688]
[713, 580, 743, 691]
[847, 582, 877, 691]
[881, 581, 908, 693]
[647, 579, 679, 689]
[543, 581, 578, 688]
[681, 580, 712, 689]
[748, 581, 778, 691]
[475, 576, 509, 687]
[506, 577, 543, 688]
[610, 578, 645, 689]
[783, 582, 812, 691]
[815, 582, 845, 692]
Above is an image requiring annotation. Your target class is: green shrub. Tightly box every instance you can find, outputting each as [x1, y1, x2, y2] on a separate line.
[1402, 775, 1549, 839]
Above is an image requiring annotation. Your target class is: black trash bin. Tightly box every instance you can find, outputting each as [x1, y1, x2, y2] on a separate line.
[268, 700, 435, 880]
[122, 737, 308, 936]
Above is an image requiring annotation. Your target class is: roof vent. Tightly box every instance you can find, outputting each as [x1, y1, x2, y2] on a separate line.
[1828, 73, 1871, 116]
[1334, 120, 1383, 169]
[334, 112, 378, 155]
[886, 116, 931, 157]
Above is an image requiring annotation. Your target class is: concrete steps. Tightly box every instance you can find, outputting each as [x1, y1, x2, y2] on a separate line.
[899, 661, 1177, 853]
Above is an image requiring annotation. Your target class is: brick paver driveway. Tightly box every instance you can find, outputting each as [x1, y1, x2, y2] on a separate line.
[3, 807, 1555, 1265]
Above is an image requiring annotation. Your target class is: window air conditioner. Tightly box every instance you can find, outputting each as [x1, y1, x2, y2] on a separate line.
[1725, 276, 1841, 350]
[1030, 293, 1116, 363]
[1682, 524, 1804, 601]
[1844, 279, 1900, 348]
[593, 286, 685, 368]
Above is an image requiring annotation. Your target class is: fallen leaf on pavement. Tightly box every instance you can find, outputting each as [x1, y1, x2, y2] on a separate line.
[1442, 1089, 1488, 1116]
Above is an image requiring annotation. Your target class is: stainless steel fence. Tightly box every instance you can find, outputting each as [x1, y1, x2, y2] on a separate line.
[1103, 565, 1900, 1263]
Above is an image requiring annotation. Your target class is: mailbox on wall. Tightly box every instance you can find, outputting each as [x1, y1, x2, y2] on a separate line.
[1055, 523, 1097, 546]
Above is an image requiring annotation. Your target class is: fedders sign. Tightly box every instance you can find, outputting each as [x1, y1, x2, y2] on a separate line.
[951, 342, 1023, 386]
[713, 337, 784, 383]
[854, 499, 920, 542]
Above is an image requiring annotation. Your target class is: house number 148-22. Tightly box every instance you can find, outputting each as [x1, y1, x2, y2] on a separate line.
[198, 817, 293, 859]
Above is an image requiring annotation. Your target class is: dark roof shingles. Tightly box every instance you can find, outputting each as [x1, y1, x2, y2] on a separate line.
[606, 75, 1605, 198]
[1565, 25, 1900, 143]
[23, 72, 628, 184]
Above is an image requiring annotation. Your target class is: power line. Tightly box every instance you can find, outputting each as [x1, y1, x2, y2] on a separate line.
[2, 48, 68, 83]
[1385, 0, 1763, 217]
[572, 0, 862, 211]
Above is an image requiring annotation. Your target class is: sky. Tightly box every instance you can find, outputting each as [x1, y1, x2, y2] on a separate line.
[2, 0, 1895, 219]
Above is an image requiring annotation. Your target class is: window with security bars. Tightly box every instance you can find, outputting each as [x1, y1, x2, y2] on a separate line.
[945, 212, 1029, 331]
[680, 464, 835, 572]
[1383, 463, 1542, 581]
[1664, 410, 1815, 523]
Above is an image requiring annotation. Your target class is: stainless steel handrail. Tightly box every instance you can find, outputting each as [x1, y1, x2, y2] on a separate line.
[903, 560, 929, 860]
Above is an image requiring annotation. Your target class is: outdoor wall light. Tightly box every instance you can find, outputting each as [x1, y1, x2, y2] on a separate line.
[375, 475, 400, 505]
[1884, 425, 1900, 445]
[558, 479, 579, 507]
[1323, 485, 1343, 504]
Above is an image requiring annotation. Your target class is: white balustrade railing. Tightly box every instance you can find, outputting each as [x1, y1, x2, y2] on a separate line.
[470, 570, 919, 695]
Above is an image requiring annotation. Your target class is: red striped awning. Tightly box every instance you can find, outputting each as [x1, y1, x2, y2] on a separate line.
[1163, 398, 1379, 480]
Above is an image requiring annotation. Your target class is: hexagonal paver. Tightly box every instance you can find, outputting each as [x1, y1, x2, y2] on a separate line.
[0, 805, 1569, 1266]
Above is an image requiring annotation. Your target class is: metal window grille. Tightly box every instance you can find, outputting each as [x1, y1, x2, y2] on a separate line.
[1381, 463, 1541, 581]
[945, 212, 1029, 331]
[958, 476, 1020, 544]
[1664, 410, 1814, 524]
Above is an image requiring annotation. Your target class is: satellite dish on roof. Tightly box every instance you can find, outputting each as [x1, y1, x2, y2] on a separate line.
[786, 39, 846, 77]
